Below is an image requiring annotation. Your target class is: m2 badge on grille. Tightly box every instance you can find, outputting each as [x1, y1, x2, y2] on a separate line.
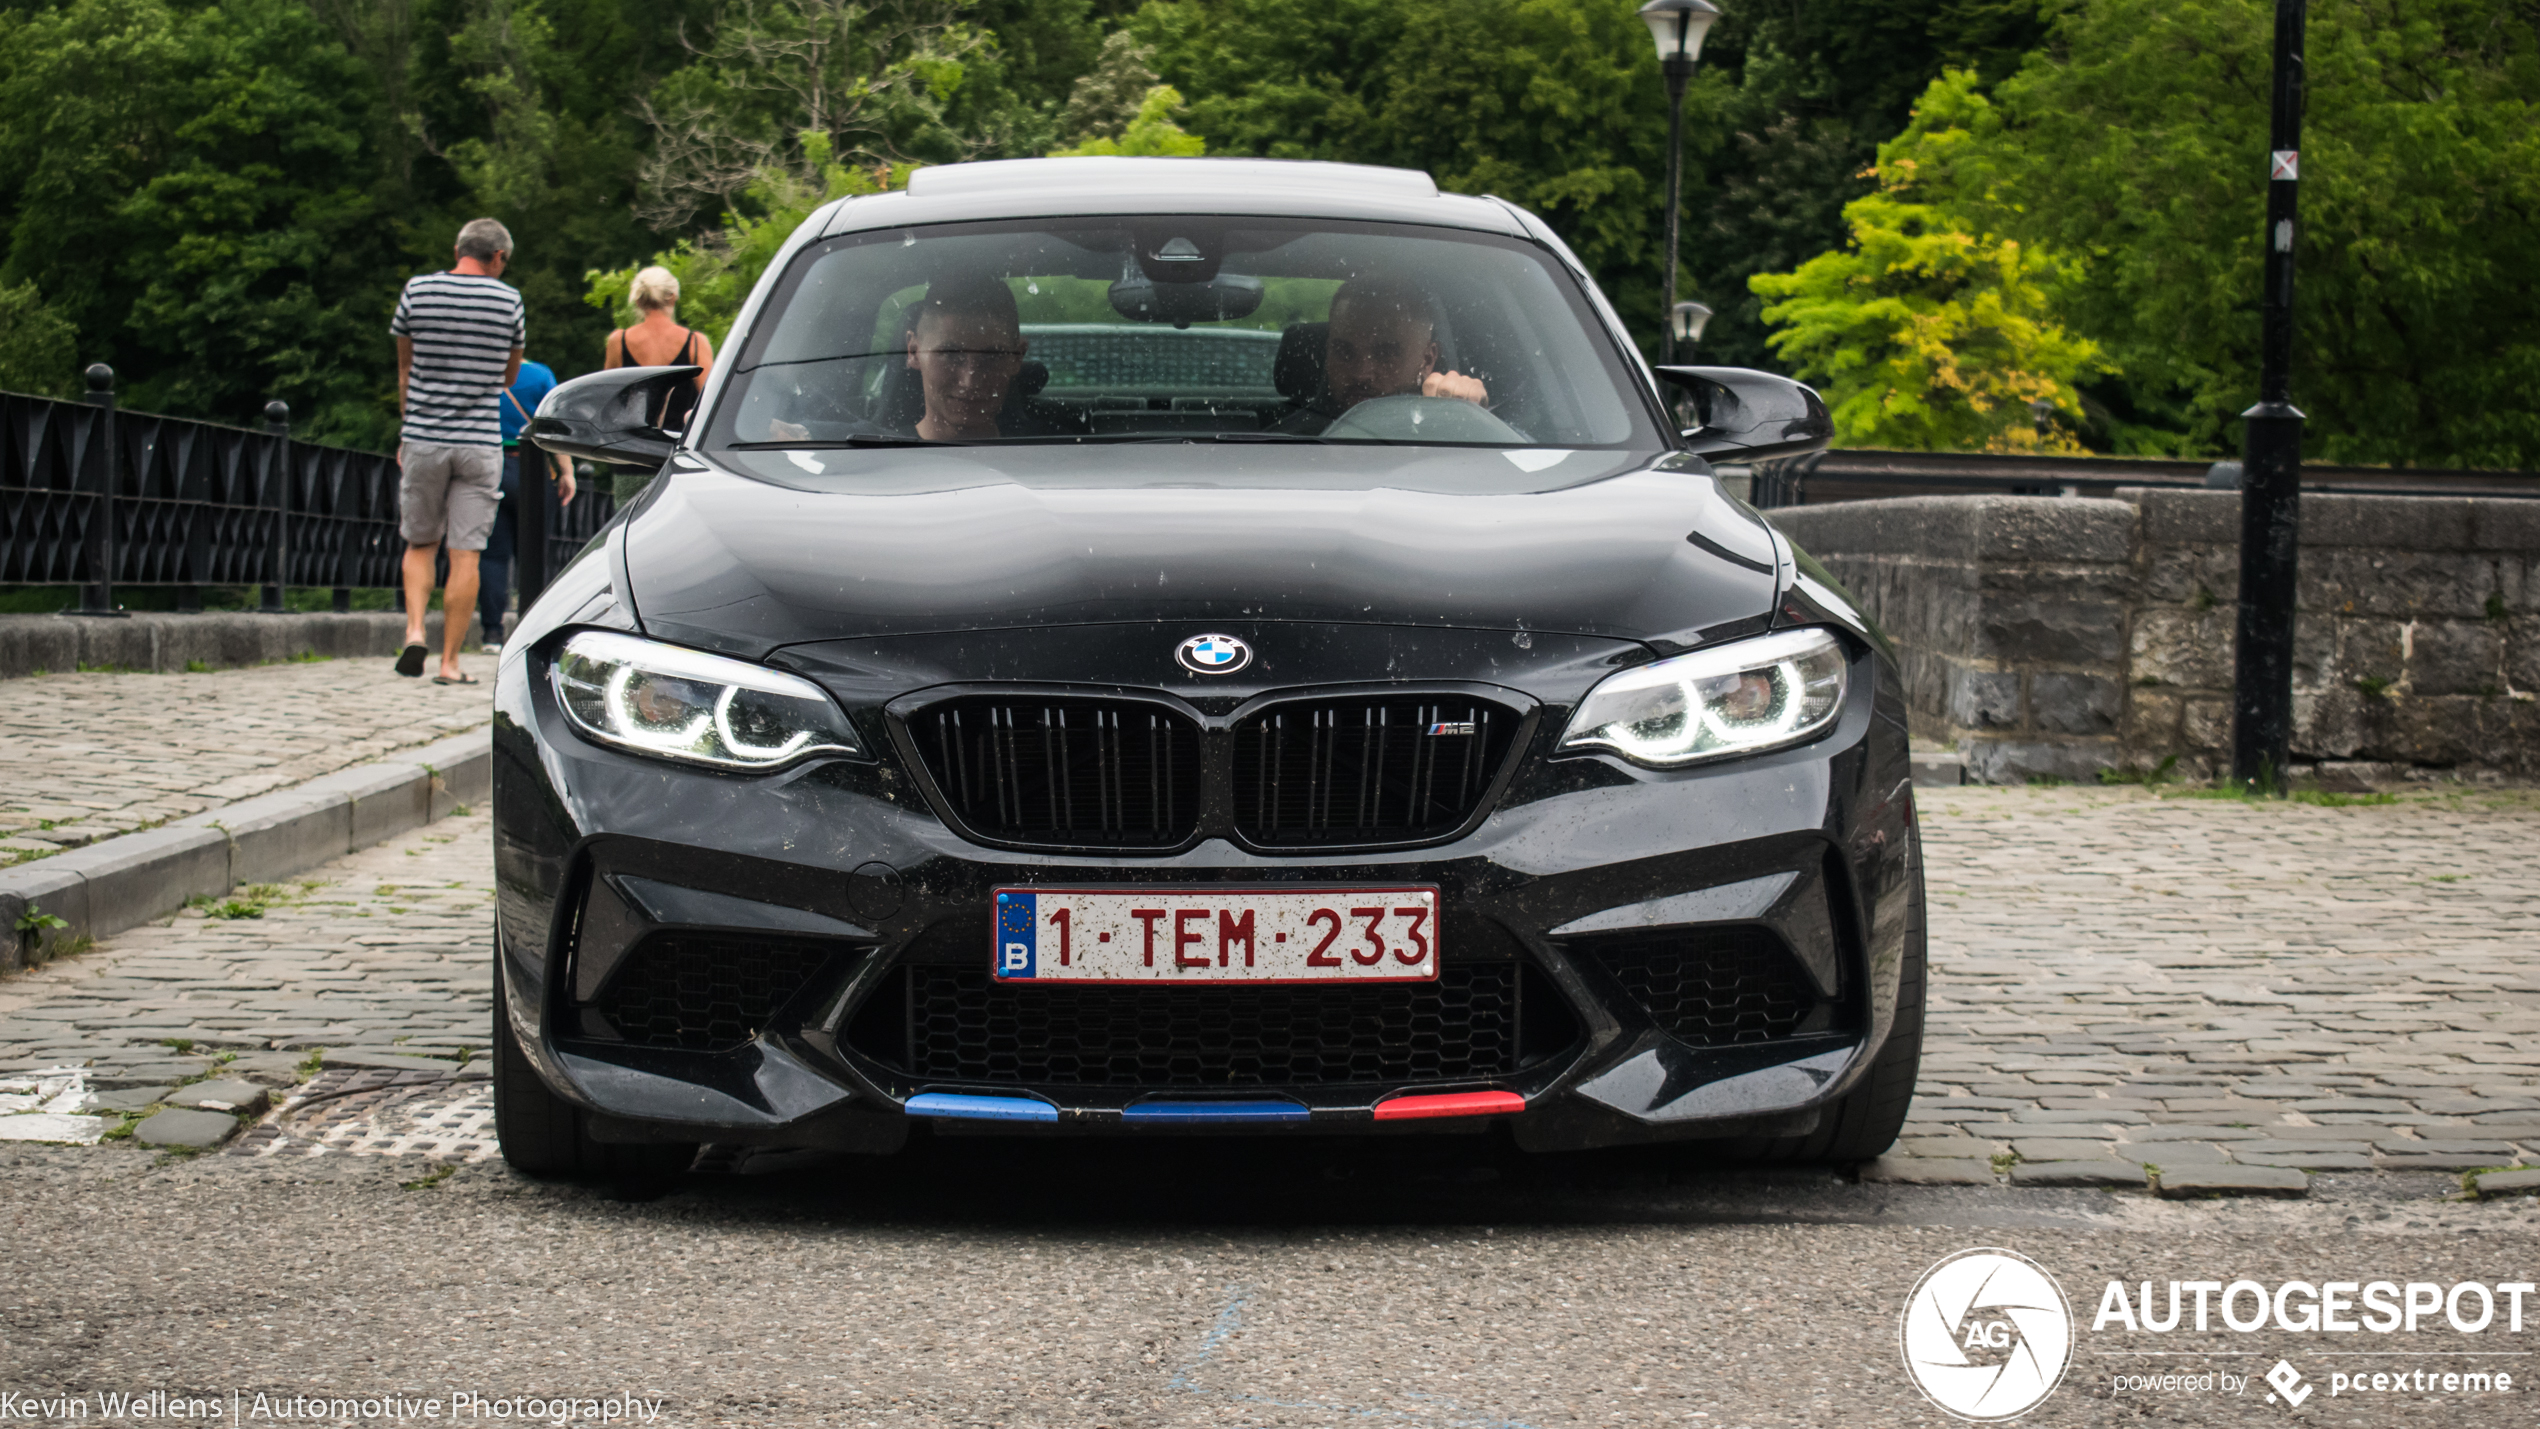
[994, 886, 1439, 984]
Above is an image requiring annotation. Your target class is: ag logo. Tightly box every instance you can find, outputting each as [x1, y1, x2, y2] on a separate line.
[1900, 1248, 2073, 1421]
[1176, 633, 1251, 675]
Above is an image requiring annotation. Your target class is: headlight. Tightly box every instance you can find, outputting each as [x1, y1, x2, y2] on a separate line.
[550, 630, 862, 770]
[1560, 627, 1849, 768]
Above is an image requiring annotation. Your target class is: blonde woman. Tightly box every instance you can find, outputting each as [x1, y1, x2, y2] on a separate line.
[603, 265, 714, 501]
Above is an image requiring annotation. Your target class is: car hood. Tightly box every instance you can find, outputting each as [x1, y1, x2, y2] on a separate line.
[619, 444, 1783, 659]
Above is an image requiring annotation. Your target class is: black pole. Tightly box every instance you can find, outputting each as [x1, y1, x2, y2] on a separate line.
[2230, 0, 2308, 792]
[260, 400, 291, 613]
[71, 364, 126, 618]
[1658, 55, 1692, 366]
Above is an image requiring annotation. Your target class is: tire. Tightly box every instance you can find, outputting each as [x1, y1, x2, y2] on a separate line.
[492, 970, 697, 1179]
[1717, 876, 1927, 1166]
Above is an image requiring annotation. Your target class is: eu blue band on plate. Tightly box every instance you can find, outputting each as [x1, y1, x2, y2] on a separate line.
[995, 889, 1036, 978]
[1120, 1099, 1312, 1123]
[906, 1092, 1059, 1123]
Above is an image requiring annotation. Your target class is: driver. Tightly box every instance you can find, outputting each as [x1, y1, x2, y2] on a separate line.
[903, 276, 1032, 441]
[1276, 277, 1488, 433]
[761, 275, 1032, 443]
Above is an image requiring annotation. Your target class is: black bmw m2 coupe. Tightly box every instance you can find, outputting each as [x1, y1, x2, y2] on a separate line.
[500, 156, 1923, 1176]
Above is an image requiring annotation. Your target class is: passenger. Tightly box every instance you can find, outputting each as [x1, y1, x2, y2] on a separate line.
[1278, 277, 1488, 433]
[903, 276, 1032, 441]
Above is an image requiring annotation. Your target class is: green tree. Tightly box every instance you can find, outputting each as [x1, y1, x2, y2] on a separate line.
[1048, 84, 1204, 158]
[0, 0, 404, 441]
[0, 282, 78, 396]
[1906, 0, 2540, 466]
[587, 132, 908, 347]
[635, 0, 988, 231]
[1751, 76, 2104, 452]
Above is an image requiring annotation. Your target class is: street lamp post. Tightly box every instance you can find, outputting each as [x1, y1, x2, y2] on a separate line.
[2231, 0, 2308, 792]
[1671, 301, 1713, 348]
[1639, 0, 1720, 365]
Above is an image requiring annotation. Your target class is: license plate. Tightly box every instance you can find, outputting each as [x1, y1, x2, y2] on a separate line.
[992, 886, 1440, 984]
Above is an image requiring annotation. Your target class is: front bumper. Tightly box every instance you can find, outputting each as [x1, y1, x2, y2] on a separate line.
[489, 627, 1920, 1154]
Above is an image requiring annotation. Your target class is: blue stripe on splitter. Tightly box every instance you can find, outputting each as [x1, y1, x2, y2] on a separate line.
[906, 1093, 1059, 1123]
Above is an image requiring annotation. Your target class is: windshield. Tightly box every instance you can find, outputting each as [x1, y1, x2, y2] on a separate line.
[706, 218, 1661, 451]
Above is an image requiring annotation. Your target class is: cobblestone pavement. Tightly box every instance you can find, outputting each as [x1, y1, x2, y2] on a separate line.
[5, 787, 2540, 1183]
[0, 653, 493, 864]
[1901, 784, 2540, 1185]
[0, 811, 494, 1142]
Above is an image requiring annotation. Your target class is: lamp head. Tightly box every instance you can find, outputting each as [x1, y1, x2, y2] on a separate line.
[1638, 0, 1721, 66]
[1671, 301, 1714, 344]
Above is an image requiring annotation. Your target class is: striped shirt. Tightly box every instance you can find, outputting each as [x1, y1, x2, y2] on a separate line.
[391, 272, 526, 446]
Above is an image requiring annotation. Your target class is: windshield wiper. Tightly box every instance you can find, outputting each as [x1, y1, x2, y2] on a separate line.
[1115, 431, 1339, 445]
[727, 434, 934, 450]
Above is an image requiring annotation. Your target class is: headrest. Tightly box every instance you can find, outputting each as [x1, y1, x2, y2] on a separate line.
[1274, 322, 1328, 401]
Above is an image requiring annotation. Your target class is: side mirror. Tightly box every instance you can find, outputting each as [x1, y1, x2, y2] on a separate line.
[1654, 366, 1833, 463]
[528, 366, 702, 468]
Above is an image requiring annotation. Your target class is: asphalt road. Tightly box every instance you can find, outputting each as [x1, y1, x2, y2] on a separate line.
[7, 1138, 2538, 1428]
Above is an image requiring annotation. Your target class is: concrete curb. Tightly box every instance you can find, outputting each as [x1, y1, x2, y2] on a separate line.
[0, 727, 491, 972]
[0, 610, 483, 681]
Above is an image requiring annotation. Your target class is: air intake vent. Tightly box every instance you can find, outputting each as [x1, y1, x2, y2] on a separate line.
[1232, 696, 1520, 847]
[906, 696, 1201, 849]
[1574, 926, 1824, 1046]
[899, 965, 1520, 1087]
[586, 935, 843, 1052]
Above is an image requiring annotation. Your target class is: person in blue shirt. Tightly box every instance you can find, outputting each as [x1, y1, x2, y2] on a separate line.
[483, 360, 578, 649]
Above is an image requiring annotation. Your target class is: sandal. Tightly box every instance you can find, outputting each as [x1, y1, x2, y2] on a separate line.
[432, 673, 481, 686]
[395, 643, 428, 678]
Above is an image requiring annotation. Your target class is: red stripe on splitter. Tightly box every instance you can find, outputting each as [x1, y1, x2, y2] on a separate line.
[1372, 1091, 1525, 1121]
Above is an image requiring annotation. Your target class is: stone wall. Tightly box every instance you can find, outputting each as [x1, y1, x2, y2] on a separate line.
[1767, 490, 2540, 782]
[0, 610, 478, 681]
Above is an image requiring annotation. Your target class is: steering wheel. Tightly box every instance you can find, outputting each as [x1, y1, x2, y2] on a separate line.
[1322, 394, 1528, 444]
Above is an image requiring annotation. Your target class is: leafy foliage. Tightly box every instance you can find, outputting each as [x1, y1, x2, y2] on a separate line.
[0, 281, 78, 397]
[0, 0, 397, 438]
[1048, 85, 1204, 158]
[1750, 73, 2104, 452]
[587, 132, 907, 346]
[1875, 0, 2540, 464]
[635, 0, 987, 229]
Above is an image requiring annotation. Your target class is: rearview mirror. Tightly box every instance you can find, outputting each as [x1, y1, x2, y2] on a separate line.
[1109, 274, 1265, 326]
[528, 366, 702, 468]
[1654, 366, 1833, 463]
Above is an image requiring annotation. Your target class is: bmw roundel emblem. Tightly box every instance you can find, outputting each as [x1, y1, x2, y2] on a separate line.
[1176, 633, 1252, 675]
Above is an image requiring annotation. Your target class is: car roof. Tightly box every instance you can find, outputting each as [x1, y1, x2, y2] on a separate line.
[817, 158, 1532, 239]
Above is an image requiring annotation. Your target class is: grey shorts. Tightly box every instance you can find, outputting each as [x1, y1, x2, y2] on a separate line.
[398, 442, 503, 551]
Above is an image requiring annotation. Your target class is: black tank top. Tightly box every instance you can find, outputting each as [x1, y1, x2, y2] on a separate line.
[619, 328, 701, 433]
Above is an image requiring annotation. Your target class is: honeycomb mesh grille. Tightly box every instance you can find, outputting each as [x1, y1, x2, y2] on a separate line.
[589, 936, 840, 1052]
[903, 965, 1519, 1087]
[1578, 926, 1819, 1046]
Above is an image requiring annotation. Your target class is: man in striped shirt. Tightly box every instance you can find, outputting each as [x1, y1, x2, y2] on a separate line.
[390, 217, 526, 683]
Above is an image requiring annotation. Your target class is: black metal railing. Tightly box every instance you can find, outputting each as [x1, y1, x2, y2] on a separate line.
[2, 366, 615, 614]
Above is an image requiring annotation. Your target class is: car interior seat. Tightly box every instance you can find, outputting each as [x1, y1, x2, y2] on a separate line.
[1274, 322, 1329, 414]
